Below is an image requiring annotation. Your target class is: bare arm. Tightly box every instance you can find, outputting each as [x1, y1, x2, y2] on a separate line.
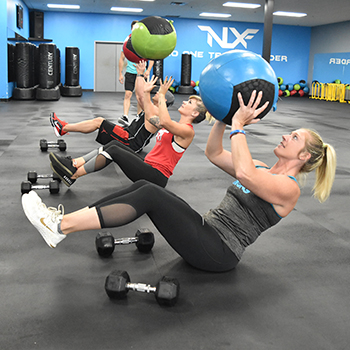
[205, 120, 234, 173]
[142, 75, 161, 129]
[150, 76, 194, 145]
[134, 61, 147, 109]
[144, 60, 154, 78]
[206, 91, 267, 177]
[230, 93, 299, 212]
[118, 52, 125, 84]
[206, 91, 299, 216]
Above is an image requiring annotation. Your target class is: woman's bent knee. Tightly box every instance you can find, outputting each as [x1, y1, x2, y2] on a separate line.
[94, 117, 105, 128]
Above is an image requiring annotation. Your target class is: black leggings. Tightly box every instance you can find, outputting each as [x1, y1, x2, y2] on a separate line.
[96, 140, 168, 188]
[90, 180, 239, 272]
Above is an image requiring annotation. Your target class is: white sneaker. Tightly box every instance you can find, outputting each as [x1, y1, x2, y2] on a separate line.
[27, 190, 42, 206]
[22, 191, 66, 248]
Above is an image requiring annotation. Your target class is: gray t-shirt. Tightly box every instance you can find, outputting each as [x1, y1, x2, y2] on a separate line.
[203, 179, 282, 260]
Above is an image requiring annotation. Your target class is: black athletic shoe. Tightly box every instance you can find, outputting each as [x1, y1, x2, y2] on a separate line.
[50, 162, 76, 187]
[49, 153, 77, 187]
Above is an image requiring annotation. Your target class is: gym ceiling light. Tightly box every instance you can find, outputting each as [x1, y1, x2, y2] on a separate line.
[273, 11, 307, 18]
[223, 2, 261, 9]
[47, 4, 80, 9]
[199, 12, 232, 18]
[110, 7, 144, 13]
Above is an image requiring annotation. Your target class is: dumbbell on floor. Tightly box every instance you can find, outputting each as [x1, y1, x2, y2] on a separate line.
[21, 180, 60, 194]
[95, 229, 155, 257]
[27, 171, 61, 184]
[40, 139, 67, 152]
[105, 270, 180, 306]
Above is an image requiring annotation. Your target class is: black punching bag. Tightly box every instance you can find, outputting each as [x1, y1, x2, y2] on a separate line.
[65, 47, 80, 86]
[178, 53, 194, 94]
[36, 43, 60, 100]
[61, 46, 82, 97]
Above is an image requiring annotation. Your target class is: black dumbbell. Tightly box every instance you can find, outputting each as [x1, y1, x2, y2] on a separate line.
[27, 171, 61, 184]
[40, 139, 67, 152]
[105, 270, 180, 306]
[95, 229, 155, 257]
[21, 180, 60, 194]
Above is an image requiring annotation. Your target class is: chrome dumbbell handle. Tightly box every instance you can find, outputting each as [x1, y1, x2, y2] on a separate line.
[126, 282, 157, 294]
[114, 237, 138, 245]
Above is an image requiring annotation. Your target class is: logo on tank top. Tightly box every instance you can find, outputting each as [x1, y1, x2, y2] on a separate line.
[233, 180, 250, 194]
[156, 129, 169, 142]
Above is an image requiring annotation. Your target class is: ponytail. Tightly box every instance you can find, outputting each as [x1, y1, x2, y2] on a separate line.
[298, 129, 336, 203]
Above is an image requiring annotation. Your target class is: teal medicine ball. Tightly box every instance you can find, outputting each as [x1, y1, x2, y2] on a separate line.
[131, 16, 177, 60]
[199, 50, 279, 125]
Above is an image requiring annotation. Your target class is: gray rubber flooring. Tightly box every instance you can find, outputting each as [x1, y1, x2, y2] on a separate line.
[0, 92, 349, 350]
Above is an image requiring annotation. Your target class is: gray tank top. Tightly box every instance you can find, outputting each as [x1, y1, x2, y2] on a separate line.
[203, 180, 282, 260]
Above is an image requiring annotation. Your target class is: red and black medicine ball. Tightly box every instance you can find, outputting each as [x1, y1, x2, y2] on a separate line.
[123, 34, 148, 63]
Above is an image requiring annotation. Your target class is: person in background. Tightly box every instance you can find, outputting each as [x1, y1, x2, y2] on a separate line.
[118, 20, 154, 126]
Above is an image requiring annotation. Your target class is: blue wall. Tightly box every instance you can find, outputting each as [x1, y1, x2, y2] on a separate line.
[1, 0, 11, 100]
[44, 12, 137, 89]
[313, 52, 350, 83]
[308, 21, 350, 84]
[1, 1, 7, 100]
[2, 0, 29, 99]
[2, 3, 311, 98]
[42, 12, 311, 89]
[7, 0, 29, 37]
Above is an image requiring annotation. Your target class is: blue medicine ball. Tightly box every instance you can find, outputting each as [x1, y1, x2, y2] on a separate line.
[299, 80, 307, 88]
[199, 50, 278, 124]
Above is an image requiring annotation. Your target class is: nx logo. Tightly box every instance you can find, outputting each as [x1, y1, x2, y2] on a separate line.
[198, 26, 259, 49]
